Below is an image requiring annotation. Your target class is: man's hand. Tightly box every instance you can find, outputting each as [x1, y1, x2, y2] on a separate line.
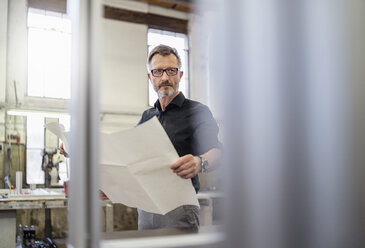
[59, 143, 69, 157]
[170, 154, 201, 179]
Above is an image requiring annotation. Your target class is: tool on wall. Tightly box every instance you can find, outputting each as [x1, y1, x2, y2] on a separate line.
[4, 144, 12, 188]
[41, 149, 64, 187]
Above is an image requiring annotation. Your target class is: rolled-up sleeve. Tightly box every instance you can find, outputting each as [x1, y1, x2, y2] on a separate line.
[192, 105, 222, 155]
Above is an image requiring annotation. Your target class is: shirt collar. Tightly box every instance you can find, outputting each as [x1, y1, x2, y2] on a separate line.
[154, 92, 186, 111]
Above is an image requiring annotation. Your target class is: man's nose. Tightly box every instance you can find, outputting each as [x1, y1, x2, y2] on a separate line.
[161, 70, 169, 80]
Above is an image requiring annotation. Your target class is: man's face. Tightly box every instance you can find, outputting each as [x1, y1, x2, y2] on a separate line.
[148, 54, 184, 98]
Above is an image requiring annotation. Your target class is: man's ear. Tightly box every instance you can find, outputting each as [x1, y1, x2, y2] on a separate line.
[180, 71, 184, 78]
[147, 73, 151, 80]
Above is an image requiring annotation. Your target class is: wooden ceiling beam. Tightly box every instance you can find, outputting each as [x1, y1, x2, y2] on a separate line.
[134, 0, 193, 13]
[104, 5, 188, 34]
[27, 0, 67, 13]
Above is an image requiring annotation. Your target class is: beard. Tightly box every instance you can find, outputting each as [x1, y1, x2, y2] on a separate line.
[155, 81, 179, 98]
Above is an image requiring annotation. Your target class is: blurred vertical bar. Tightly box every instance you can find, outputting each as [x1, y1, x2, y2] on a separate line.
[347, 0, 365, 246]
[68, 0, 101, 247]
[201, 0, 365, 247]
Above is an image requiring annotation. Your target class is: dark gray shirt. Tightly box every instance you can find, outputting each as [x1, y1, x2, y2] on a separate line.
[138, 92, 221, 192]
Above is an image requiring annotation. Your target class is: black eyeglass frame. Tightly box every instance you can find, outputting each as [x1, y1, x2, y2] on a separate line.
[150, 68, 179, 77]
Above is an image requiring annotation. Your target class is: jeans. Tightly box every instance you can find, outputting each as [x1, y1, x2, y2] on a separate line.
[138, 205, 200, 231]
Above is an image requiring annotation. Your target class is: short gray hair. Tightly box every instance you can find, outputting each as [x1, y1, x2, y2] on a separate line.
[147, 44, 182, 70]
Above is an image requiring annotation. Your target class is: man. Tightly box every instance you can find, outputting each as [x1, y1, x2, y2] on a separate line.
[137, 44, 221, 230]
[61, 45, 221, 230]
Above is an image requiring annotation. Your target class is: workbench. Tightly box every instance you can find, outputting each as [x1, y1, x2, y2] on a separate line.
[0, 189, 222, 247]
[101, 225, 225, 248]
[197, 191, 223, 226]
[0, 188, 67, 247]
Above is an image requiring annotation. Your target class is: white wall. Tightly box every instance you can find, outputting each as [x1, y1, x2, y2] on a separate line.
[189, 14, 209, 104]
[189, 10, 222, 121]
[6, 0, 27, 106]
[101, 19, 148, 112]
[0, 0, 8, 104]
[100, 18, 149, 131]
[0, 0, 8, 142]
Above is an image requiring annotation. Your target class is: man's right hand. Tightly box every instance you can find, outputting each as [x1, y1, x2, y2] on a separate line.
[60, 143, 69, 157]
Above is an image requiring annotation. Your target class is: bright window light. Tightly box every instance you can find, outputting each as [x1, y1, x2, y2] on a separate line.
[13, 109, 71, 185]
[147, 29, 189, 106]
[26, 115, 45, 184]
[27, 8, 71, 99]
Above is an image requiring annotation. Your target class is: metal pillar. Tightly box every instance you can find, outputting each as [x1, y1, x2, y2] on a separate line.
[67, 0, 102, 247]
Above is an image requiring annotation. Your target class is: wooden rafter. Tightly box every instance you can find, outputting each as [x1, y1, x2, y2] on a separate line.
[28, 0, 67, 13]
[133, 0, 193, 13]
[104, 5, 188, 34]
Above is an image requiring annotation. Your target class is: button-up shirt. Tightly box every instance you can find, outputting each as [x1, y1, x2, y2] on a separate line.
[138, 92, 221, 192]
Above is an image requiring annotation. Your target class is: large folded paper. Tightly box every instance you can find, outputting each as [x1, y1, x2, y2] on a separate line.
[45, 117, 199, 215]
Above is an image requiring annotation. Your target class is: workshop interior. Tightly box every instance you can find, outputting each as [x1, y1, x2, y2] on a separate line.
[1, 0, 365, 248]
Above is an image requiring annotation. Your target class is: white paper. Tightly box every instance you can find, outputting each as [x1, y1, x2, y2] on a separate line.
[45, 117, 199, 215]
[45, 122, 70, 153]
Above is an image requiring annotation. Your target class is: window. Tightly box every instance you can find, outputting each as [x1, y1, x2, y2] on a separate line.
[14, 111, 71, 185]
[147, 29, 189, 106]
[27, 8, 71, 99]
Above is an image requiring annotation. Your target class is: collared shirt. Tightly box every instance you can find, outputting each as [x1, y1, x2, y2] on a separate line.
[138, 92, 221, 192]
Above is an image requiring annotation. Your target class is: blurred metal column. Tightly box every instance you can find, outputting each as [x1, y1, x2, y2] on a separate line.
[68, 0, 101, 247]
[213, 1, 365, 248]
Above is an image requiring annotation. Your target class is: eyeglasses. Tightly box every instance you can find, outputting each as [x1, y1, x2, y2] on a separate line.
[150, 68, 179, 77]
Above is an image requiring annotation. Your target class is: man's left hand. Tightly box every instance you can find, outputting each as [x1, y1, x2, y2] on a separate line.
[170, 155, 201, 179]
